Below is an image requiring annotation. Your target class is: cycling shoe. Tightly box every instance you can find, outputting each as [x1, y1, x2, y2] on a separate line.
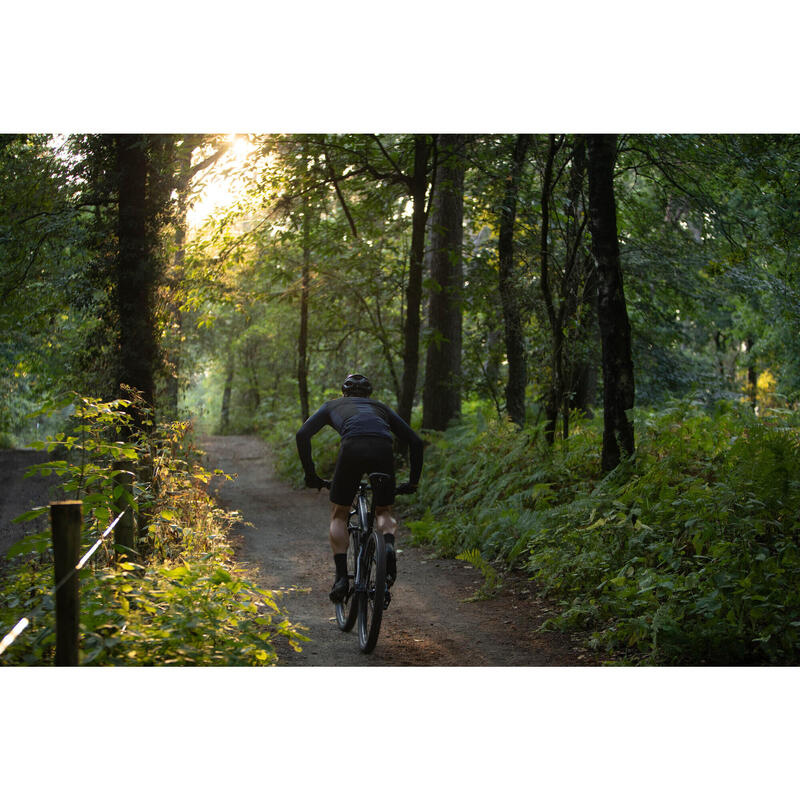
[385, 543, 397, 587]
[329, 575, 349, 603]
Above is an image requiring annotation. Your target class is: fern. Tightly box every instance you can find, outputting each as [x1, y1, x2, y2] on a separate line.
[401, 401, 800, 664]
[456, 548, 501, 601]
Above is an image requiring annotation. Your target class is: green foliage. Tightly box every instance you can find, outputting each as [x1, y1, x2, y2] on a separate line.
[456, 548, 501, 600]
[182, 133, 423, 433]
[0, 136, 96, 441]
[76, 560, 305, 666]
[12, 395, 143, 538]
[255, 404, 335, 487]
[106, 132, 800, 450]
[0, 394, 306, 665]
[404, 402, 800, 665]
[7, 132, 800, 666]
[617, 134, 800, 406]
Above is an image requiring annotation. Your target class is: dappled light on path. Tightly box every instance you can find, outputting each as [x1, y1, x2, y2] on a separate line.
[202, 434, 594, 667]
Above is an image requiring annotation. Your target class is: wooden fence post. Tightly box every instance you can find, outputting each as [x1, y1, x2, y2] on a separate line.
[112, 461, 136, 556]
[51, 501, 82, 667]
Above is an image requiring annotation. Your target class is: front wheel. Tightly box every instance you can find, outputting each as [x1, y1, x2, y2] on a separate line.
[357, 529, 386, 653]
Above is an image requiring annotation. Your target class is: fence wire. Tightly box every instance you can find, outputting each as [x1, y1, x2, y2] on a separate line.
[0, 508, 127, 659]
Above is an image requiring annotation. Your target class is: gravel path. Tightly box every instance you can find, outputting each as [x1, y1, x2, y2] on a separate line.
[202, 434, 596, 666]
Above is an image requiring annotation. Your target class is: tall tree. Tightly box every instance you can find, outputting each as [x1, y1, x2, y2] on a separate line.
[116, 134, 157, 422]
[557, 134, 593, 436]
[319, 133, 434, 420]
[323, 133, 433, 420]
[536, 135, 593, 442]
[587, 134, 635, 471]
[398, 134, 432, 423]
[497, 133, 531, 427]
[422, 134, 465, 430]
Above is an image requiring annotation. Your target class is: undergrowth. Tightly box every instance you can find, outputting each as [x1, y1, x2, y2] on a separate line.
[402, 401, 800, 666]
[0, 394, 306, 666]
[259, 396, 800, 665]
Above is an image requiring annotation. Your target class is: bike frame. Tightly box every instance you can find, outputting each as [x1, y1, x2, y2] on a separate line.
[335, 472, 390, 652]
[350, 480, 374, 593]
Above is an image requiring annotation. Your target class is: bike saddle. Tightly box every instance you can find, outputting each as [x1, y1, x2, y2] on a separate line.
[368, 472, 393, 492]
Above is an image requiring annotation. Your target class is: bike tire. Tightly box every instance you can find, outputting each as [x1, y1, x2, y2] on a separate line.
[335, 522, 360, 631]
[357, 528, 386, 653]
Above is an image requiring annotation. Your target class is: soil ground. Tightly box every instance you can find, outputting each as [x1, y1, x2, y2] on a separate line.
[202, 434, 599, 666]
[0, 438, 599, 666]
[0, 449, 61, 556]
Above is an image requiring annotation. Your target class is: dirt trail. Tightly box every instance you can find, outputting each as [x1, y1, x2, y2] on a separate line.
[202, 435, 596, 666]
[0, 450, 60, 556]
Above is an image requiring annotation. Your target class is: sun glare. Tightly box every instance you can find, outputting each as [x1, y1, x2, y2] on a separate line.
[186, 134, 258, 232]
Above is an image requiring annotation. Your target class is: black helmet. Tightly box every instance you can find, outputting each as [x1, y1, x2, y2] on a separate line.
[342, 373, 372, 397]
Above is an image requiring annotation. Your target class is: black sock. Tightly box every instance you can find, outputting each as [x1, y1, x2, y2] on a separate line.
[384, 533, 395, 548]
[334, 553, 348, 580]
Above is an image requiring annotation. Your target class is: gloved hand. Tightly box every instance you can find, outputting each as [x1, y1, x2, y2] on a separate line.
[395, 482, 418, 495]
[305, 473, 327, 490]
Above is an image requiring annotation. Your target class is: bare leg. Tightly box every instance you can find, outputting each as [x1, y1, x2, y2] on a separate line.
[375, 505, 397, 537]
[329, 503, 350, 554]
[376, 505, 397, 586]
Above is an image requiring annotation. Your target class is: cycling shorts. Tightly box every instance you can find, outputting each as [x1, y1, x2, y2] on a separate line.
[330, 436, 395, 507]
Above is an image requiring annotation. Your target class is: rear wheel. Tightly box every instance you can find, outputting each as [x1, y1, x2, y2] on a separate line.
[357, 529, 386, 653]
[335, 517, 360, 631]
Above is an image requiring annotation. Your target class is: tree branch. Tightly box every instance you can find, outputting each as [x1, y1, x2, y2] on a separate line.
[321, 141, 359, 238]
[186, 138, 233, 181]
[371, 134, 405, 179]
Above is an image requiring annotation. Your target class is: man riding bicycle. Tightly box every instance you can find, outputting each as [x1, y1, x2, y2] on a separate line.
[295, 373, 424, 603]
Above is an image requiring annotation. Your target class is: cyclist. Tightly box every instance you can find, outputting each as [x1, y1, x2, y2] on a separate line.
[295, 373, 424, 603]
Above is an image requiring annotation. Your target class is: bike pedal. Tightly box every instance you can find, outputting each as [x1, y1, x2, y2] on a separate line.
[383, 590, 391, 610]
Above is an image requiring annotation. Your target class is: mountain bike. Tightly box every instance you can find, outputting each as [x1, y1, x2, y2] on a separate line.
[331, 472, 394, 654]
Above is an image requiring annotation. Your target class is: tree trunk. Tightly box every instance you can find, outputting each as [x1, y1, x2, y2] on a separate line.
[244, 341, 261, 416]
[745, 336, 757, 410]
[562, 138, 595, 421]
[539, 135, 560, 444]
[570, 360, 597, 417]
[164, 136, 201, 419]
[569, 253, 599, 418]
[539, 135, 592, 443]
[398, 134, 431, 423]
[220, 357, 234, 434]
[714, 330, 727, 382]
[586, 134, 635, 471]
[422, 134, 465, 431]
[497, 134, 531, 427]
[484, 328, 503, 390]
[116, 134, 156, 426]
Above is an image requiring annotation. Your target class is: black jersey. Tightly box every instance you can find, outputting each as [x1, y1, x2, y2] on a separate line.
[296, 396, 423, 485]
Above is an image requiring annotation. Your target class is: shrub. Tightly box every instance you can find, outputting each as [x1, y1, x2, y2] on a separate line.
[0, 394, 306, 666]
[402, 401, 800, 665]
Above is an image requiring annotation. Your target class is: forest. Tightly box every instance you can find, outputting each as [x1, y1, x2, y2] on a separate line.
[2, 132, 800, 667]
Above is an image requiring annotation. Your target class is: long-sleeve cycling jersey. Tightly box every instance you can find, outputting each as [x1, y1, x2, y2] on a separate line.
[295, 396, 423, 485]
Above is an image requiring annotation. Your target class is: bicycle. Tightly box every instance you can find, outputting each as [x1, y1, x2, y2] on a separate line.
[329, 472, 396, 654]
